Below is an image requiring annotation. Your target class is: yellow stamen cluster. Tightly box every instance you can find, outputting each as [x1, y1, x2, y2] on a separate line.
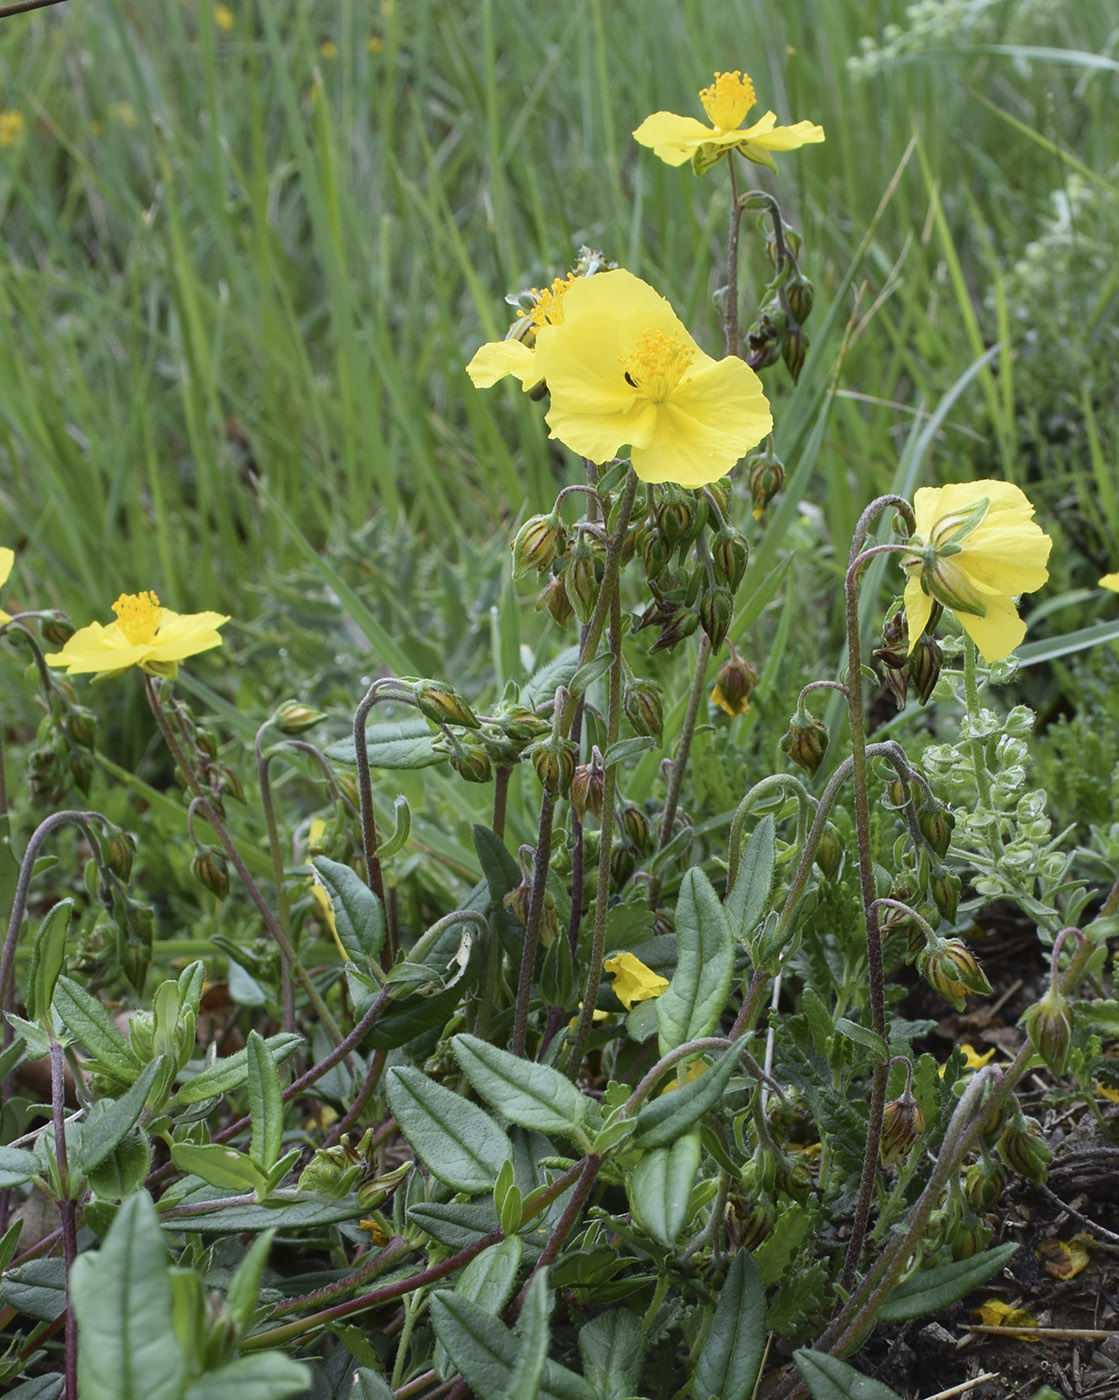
[112, 590, 163, 645]
[699, 71, 756, 131]
[621, 328, 695, 401]
[519, 275, 578, 330]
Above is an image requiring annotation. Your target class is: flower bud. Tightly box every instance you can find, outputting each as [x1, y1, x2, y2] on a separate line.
[192, 847, 230, 899]
[699, 587, 734, 651]
[710, 654, 758, 718]
[635, 523, 672, 578]
[814, 824, 843, 880]
[997, 1114, 1051, 1184]
[623, 680, 663, 742]
[880, 1092, 924, 1164]
[917, 938, 993, 1011]
[413, 680, 480, 729]
[951, 1217, 993, 1261]
[1021, 985, 1074, 1075]
[68, 750, 94, 794]
[273, 699, 328, 735]
[651, 606, 699, 654]
[530, 737, 576, 796]
[780, 712, 829, 777]
[929, 865, 961, 924]
[41, 613, 75, 647]
[749, 455, 785, 521]
[619, 803, 650, 851]
[214, 762, 246, 805]
[917, 798, 955, 858]
[570, 747, 605, 823]
[512, 512, 566, 578]
[781, 324, 808, 384]
[65, 706, 98, 750]
[497, 706, 551, 746]
[104, 827, 136, 882]
[785, 273, 815, 326]
[537, 573, 575, 628]
[711, 528, 750, 593]
[656, 496, 693, 550]
[909, 633, 943, 705]
[610, 843, 637, 886]
[963, 1158, 1005, 1211]
[564, 537, 600, 623]
[449, 740, 493, 784]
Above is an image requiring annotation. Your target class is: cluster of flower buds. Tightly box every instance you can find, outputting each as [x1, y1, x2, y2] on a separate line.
[874, 606, 943, 708]
[742, 215, 815, 386]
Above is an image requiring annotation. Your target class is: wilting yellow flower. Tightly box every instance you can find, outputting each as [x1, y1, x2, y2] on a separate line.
[901, 480, 1052, 663]
[605, 951, 670, 1011]
[532, 269, 772, 486]
[1100, 572, 1119, 592]
[213, 3, 234, 30]
[0, 110, 26, 148]
[938, 1042, 996, 1077]
[44, 591, 229, 679]
[633, 70, 824, 175]
[0, 548, 14, 624]
[465, 275, 577, 392]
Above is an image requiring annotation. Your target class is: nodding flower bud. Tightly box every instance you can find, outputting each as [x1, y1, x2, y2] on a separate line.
[41, 613, 76, 647]
[449, 739, 493, 784]
[917, 937, 993, 1011]
[619, 803, 650, 851]
[564, 537, 600, 623]
[963, 1157, 1006, 1211]
[880, 1092, 925, 1164]
[104, 827, 136, 882]
[997, 1113, 1051, 1184]
[512, 512, 566, 578]
[274, 700, 328, 735]
[191, 847, 230, 899]
[917, 797, 955, 858]
[929, 865, 961, 924]
[65, 705, 98, 750]
[781, 324, 808, 384]
[699, 587, 734, 651]
[570, 746, 605, 823]
[623, 679, 663, 743]
[530, 737, 577, 796]
[909, 633, 943, 705]
[780, 711, 829, 777]
[635, 523, 672, 578]
[1022, 984, 1074, 1075]
[814, 824, 843, 880]
[785, 273, 815, 326]
[413, 680, 481, 730]
[537, 573, 575, 628]
[656, 496, 694, 550]
[712, 528, 750, 593]
[711, 653, 758, 718]
[749, 454, 786, 521]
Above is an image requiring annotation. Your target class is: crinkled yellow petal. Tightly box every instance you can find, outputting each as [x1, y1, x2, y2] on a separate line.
[44, 622, 155, 674]
[630, 357, 772, 486]
[142, 609, 230, 662]
[1099, 572, 1119, 592]
[545, 396, 658, 465]
[738, 112, 826, 151]
[956, 593, 1027, 663]
[632, 110, 724, 164]
[45, 609, 229, 675]
[904, 573, 935, 651]
[465, 338, 536, 389]
[604, 951, 669, 1011]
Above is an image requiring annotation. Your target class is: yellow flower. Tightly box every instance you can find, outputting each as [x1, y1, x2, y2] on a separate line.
[0, 547, 14, 624]
[320, 41, 338, 58]
[0, 110, 26, 148]
[604, 951, 669, 1011]
[44, 591, 229, 679]
[938, 1042, 996, 1078]
[367, 35, 384, 54]
[108, 102, 137, 128]
[901, 480, 1052, 663]
[633, 71, 824, 175]
[465, 275, 577, 392]
[532, 269, 772, 486]
[213, 2, 234, 31]
[1100, 572, 1119, 592]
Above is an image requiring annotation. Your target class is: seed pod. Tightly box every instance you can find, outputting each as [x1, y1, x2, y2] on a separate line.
[104, 827, 135, 882]
[785, 273, 815, 326]
[570, 747, 605, 823]
[917, 798, 955, 858]
[781, 324, 808, 384]
[929, 865, 961, 924]
[618, 804, 650, 851]
[537, 573, 575, 628]
[963, 1158, 1005, 1211]
[814, 824, 843, 880]
[564, 537, 600, 623]
[656, 496, 693, 550]
[65, 706, 98, 750]
[530, 737, 576, 796]
[450, 740, 493, 784]
[910, 633, 943, 705]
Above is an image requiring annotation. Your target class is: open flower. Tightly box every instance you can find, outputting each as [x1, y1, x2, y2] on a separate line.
[604, 951, 669, 1011]
[0, 548, 15, 624]
[465, 275, 576, 392]
[633, 70, 824, 175]
[44, 591, 229, 679]
[531, 269, 772, 486]
[901, 481, 1052, 663]
[1101, 572, 1119, 592]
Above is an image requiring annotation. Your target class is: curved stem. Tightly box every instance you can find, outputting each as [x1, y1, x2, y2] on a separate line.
[727, 774, 815, 892]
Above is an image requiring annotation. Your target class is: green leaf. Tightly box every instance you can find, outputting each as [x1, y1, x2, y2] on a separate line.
[834, 1018, 889, 1062]
[183, 1353, 311, 1400]
[409, 1200, 503, 1253]
[602, 735, 655, 766]
[0, 1216, 24, 1271]
[161, 1194, 365, 1233]
[435, 1237, 523, 1379]
[657, 869, 733, 1055]
[877, 1243, 1018, 1322]
[87, 1132, 152, 1201]
[794, 1350, 905, 1400]
[348, 1372, 393, 1400]
[27, 899, 72, 1024]
[453, 1034, 588, 1139]
[521, 646, 581, 708]
[726, 816, 775, 942]
[6, 1378, 64, 1400]
[52, 975, 141, 1083]
[628, 1131, 701, 1249]
[70, 1191, 187, 1400]
[387, 1065, 513, 1193]
[311, 857, 385, 965]
[171, 1143, 268, 1193]
[567, 653, 615, 696]
[505, 1269, 552, 1400]
[226, 1229, 276, 1335]
[430, 1290, 593, 1400]
[324, 720, 444, 770]
[173, 1032, 302, 1106]
[246, 1030, 285, 1173]
[80, 1058, 164, 1174]
[0, 1144, 38, 1190]
[691, 1249, 764, 1400]
[578, 1309, 644, 1400]
[632, 1042, 745, 1150]
[0, 1257, 68, 1321]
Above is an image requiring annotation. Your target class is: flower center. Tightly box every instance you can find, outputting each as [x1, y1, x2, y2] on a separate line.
[519, 275, 576, 331]
[112, 590, 163, 645]
[699, 71, 756, 131]
[620, 328, 694, 402]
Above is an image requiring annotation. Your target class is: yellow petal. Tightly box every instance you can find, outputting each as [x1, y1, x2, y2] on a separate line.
[903, 574, 935, 651]
[957, 593, 1027, 663]
[973, 1299, 1038, 1335]
[0, 547, 13, 590]
[738, 112, 826, 151]
[632, 110, 716, 164]
[145, 609, 230, 663]
[604, 951, 669, 1011]
[1039, 1235, 1091, 1280]
[1100, 572, 1119, 592]
[44, 622, 153, 674]
[465, 338, 537, 389]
